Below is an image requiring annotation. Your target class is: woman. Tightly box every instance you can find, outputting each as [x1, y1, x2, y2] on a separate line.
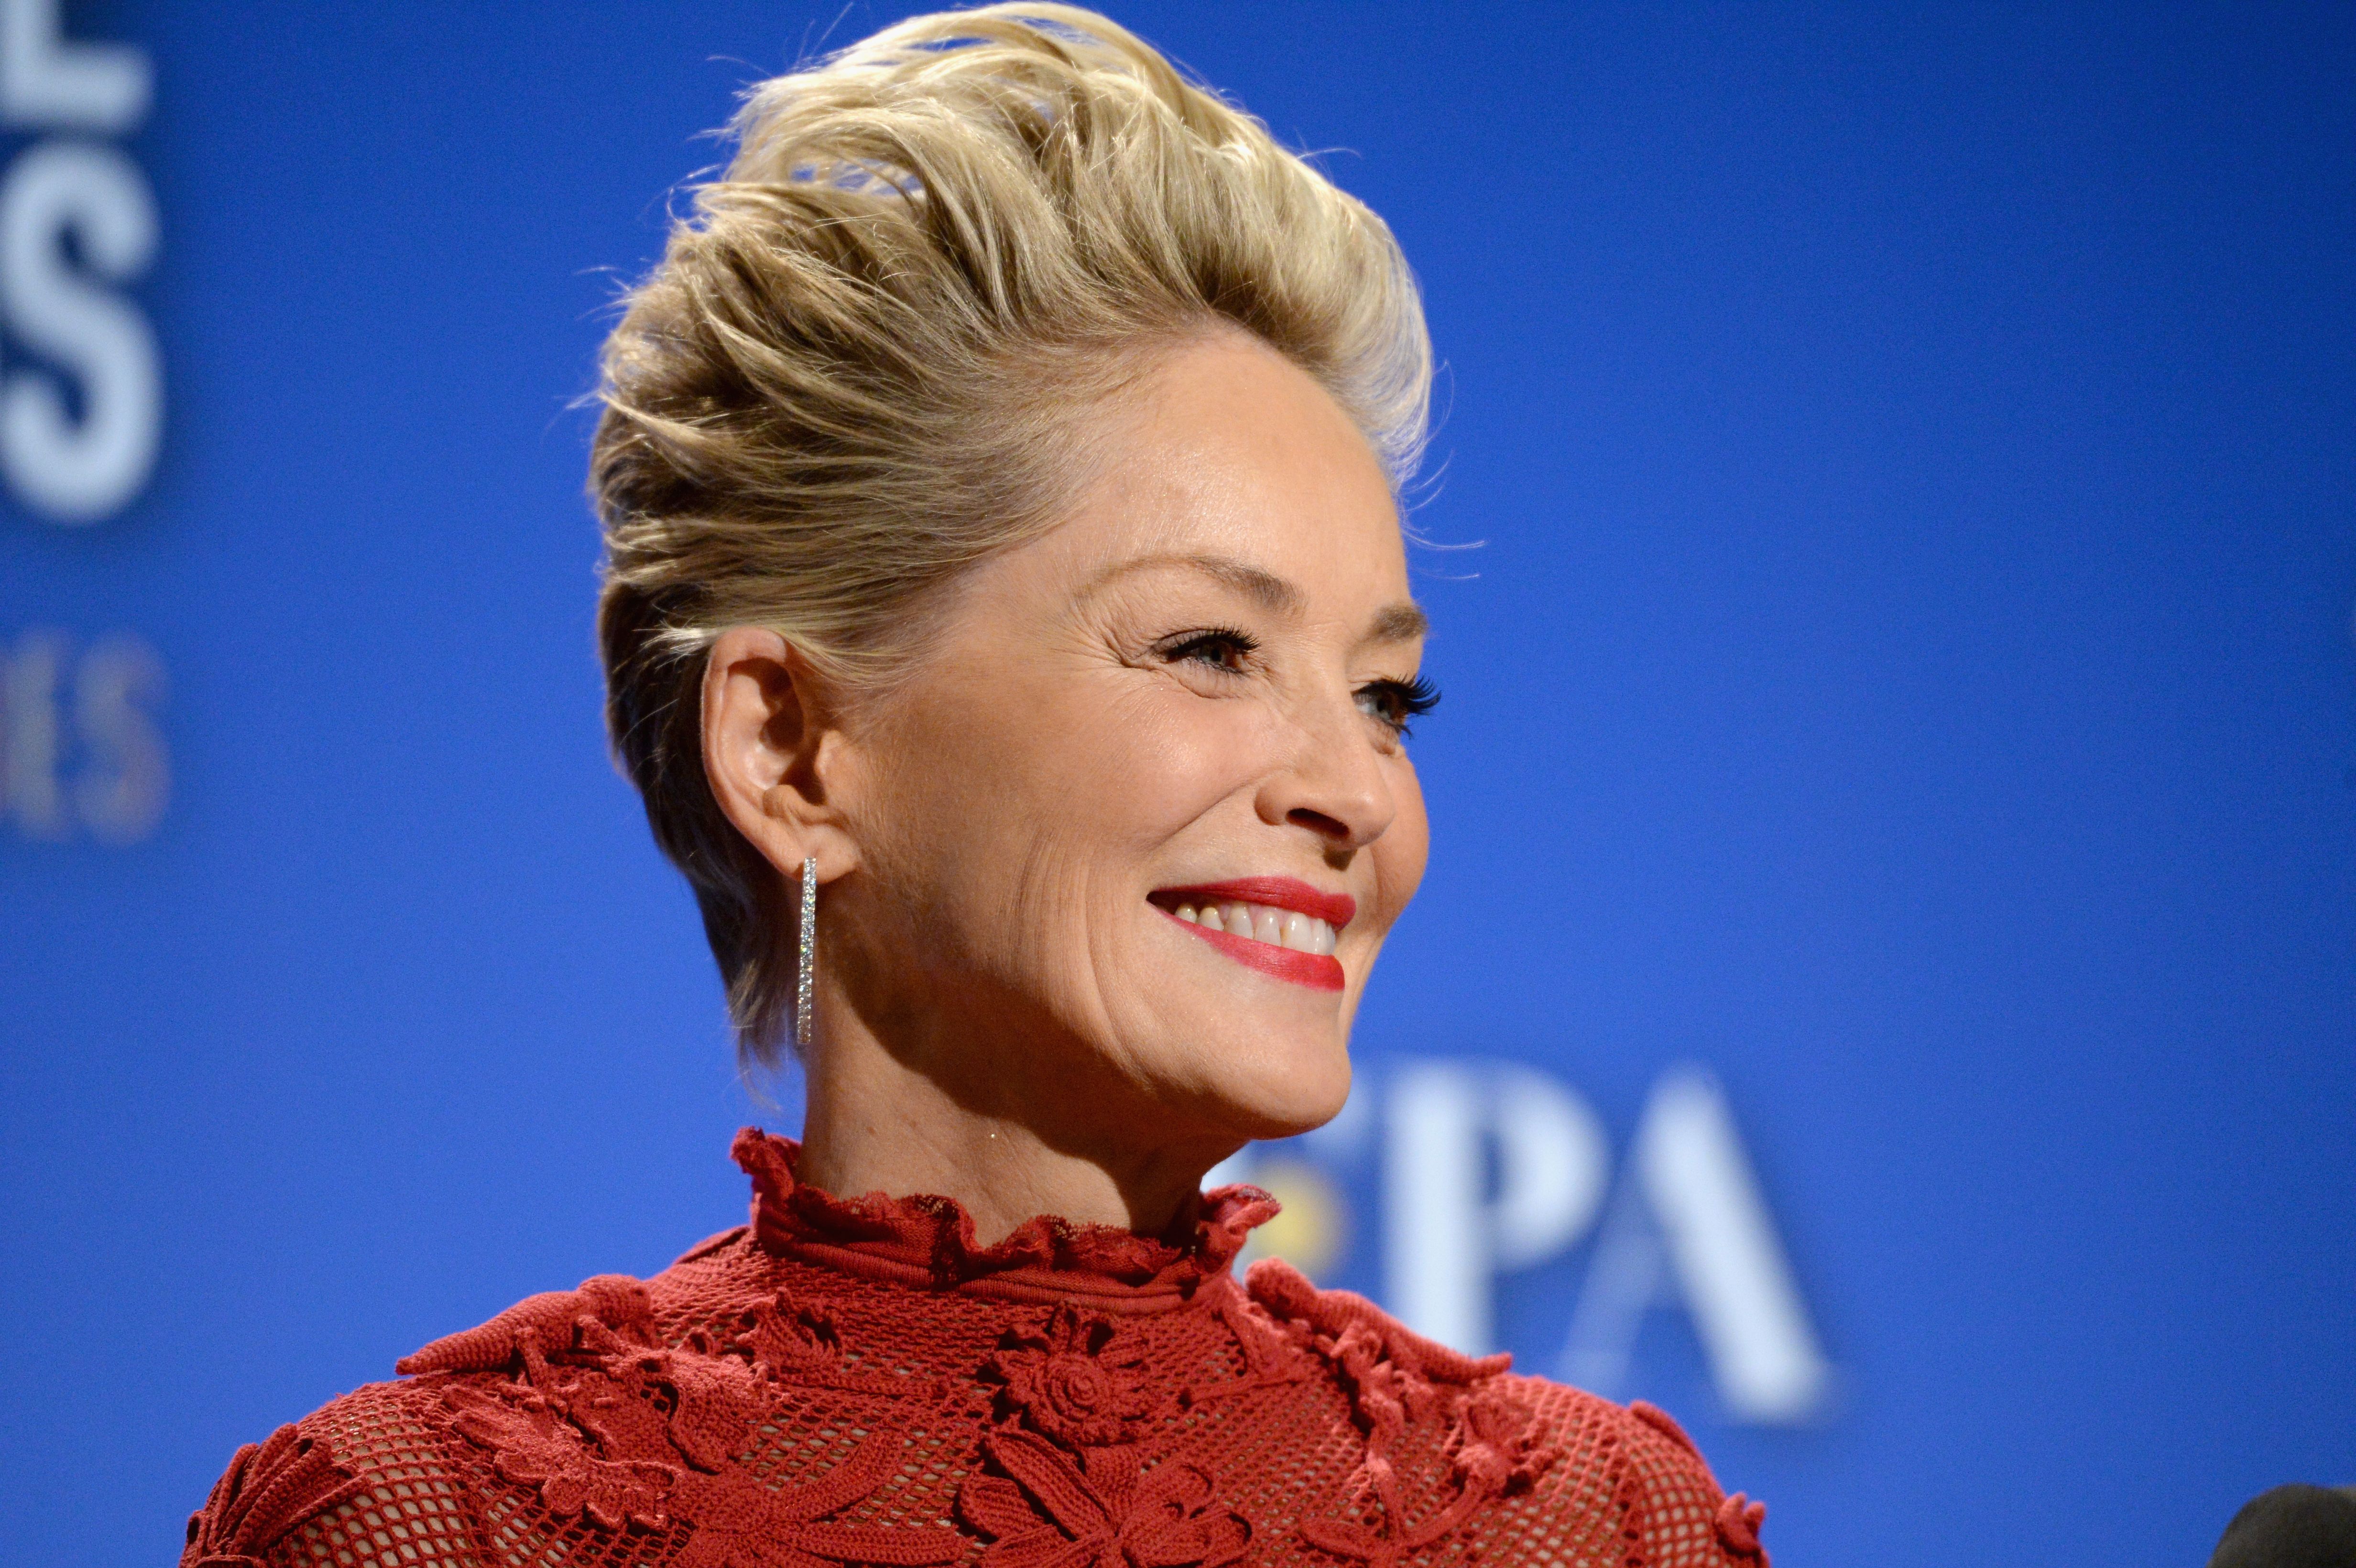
[183, 9, 1770, 1567]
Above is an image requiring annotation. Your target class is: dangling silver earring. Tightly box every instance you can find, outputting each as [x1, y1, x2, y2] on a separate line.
[795, 857, 818, 1053]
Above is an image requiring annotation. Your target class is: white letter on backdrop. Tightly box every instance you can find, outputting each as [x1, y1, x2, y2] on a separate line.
[0, 140, 161, 521]
[2, 627, 65, 836]
[0, 0, 150, 132]
[73, 634, 166, 842]
[1385, 1060, 1609, 1356]
[1636, 1067, 1831, 1422]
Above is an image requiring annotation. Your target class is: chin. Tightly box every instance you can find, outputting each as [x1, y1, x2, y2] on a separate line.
[1187, 1025, 1354, 1141]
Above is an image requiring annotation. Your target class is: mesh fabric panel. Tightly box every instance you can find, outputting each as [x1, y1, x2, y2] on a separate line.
[184, 1137, 1767, 1568]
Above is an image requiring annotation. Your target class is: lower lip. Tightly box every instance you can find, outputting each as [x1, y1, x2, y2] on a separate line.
[1161, 910, 1346, 991]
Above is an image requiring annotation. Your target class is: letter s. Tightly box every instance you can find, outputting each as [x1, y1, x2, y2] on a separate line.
[74, 634, 167, 843]
[0, 139, 161, 522]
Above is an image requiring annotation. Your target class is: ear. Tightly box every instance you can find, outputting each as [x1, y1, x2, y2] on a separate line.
[700, 626, 860, 883]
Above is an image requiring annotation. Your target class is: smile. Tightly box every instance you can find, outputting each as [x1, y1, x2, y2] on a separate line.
[1151, 878, 1353, 991]
[1171, 899, 1338, 955]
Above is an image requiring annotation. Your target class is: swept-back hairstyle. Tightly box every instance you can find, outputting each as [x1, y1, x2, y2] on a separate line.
[592, 3, 1432, 1063]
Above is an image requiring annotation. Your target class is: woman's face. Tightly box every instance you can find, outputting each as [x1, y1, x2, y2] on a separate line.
[832, 332, 1429, 1157]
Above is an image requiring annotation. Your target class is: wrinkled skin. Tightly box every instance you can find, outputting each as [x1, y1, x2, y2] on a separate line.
[702, 331, 1431, 1243]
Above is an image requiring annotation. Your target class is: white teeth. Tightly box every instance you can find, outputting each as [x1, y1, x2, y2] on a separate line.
[1168, 898, 1339, 958]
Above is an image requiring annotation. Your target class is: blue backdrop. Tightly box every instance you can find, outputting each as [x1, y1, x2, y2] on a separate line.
[3, 4, 2351, 1565]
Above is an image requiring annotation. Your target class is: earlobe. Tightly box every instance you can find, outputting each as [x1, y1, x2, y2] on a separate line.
[701, 626, 857, 881]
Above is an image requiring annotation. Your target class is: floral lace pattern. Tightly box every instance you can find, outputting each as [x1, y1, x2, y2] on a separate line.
[983, 1305, 1162, 1448]
[963, 1303, 1250, 1567]
[959, 1430, 1250, 1568]
[182, 1423, 365, 1568]
[425, 1277, 963, 1568]
[1244, 1261, 1560, 1566]
[184, 1131, 1767, 1568]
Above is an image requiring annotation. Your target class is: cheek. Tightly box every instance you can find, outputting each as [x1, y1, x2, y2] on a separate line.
[1105, 687, 1281, 843]
[864, 677, 1275, 919]
[1000, 677, 1280, 876]
[1370, 760, 1430, 931]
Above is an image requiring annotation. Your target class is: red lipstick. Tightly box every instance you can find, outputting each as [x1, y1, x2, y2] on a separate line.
[1153, 877, 1355, 928]
[1150, 877, 1353, 992]
[1168, 919, 1345, 990]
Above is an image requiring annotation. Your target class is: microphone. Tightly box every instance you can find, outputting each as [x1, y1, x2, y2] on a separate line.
[2209, 1485, 2356, 1568]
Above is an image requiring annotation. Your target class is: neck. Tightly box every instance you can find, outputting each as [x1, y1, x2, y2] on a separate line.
[793, 987, 1237, 1247]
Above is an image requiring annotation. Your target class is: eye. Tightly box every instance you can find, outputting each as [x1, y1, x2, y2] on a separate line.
[1155, 627, 1259, 675]
[1355, 674, 1440, 737]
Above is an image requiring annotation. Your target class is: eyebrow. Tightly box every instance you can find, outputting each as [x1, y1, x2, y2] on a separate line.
[1370, 601, 1430, 643]
[1081, 551, 1428, 644]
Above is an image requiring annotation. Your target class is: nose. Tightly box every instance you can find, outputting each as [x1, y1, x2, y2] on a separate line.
[1253, 690, 1397, 852]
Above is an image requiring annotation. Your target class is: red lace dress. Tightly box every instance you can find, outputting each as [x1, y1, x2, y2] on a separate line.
[182, 1130, 1770, 1568]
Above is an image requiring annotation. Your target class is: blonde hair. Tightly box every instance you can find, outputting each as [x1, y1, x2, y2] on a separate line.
[591, 2, 1432, 1062]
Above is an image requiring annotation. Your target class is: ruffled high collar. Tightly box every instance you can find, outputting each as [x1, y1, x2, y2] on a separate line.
[731, 1128, 1277, 1312]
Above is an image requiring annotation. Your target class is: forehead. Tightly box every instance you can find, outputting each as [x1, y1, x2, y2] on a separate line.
[1046, 333, 1410, 603]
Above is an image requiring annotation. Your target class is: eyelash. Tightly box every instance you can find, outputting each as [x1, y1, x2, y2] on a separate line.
[1357, 674, 1441, 738]
[1158, 627, 1260, 673]
[1153, 627, 1440, 738]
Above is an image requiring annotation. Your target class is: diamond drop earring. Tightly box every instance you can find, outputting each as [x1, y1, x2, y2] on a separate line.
[795, 856, 818, 1053]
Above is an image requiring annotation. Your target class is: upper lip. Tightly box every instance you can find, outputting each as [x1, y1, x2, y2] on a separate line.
[1152, 876, 1356, 930]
